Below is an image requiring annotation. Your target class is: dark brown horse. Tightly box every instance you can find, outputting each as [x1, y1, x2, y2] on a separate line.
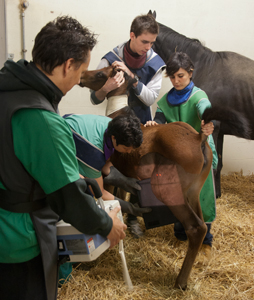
[149, 10, 254, 198]
[79, 65, 250, 289]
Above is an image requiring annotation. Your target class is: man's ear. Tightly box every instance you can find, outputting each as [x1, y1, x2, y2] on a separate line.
[63, 58, 75, 75]
[130, 32, 135, 41]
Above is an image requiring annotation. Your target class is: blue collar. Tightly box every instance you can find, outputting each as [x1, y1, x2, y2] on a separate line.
[167, 81, 194, 106]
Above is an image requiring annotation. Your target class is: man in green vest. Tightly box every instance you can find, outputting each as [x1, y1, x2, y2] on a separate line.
[0, 16, 126, 300]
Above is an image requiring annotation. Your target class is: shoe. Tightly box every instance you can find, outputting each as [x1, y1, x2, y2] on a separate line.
[174, 234, 187, 242]
[127, 220, 144, 238]
[200, 244, 212, 260]
[197, 244, 212, 265]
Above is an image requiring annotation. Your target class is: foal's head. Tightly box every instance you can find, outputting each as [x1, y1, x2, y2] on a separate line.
[79, 65, 137, 97]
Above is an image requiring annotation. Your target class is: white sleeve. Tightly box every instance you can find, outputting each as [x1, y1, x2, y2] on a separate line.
[133, 68, 164, 107]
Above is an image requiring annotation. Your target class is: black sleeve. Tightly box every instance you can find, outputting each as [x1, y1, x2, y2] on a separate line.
[91, 90, 103, 105]
[154, 111, 167, 124]
[46, 178, 112, 237]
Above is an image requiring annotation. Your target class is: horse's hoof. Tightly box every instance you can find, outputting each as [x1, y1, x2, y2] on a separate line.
[174, 281, 187, 290]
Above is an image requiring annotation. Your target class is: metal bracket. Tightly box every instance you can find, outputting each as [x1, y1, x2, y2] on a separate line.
[7, 53, 14, 60]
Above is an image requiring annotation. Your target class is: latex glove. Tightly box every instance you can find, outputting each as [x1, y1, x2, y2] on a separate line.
[104, 166, 141, 195]
[116, 197, 152, 217]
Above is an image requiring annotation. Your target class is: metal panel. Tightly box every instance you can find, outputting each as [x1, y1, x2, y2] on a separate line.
[0, 0, 7, 67]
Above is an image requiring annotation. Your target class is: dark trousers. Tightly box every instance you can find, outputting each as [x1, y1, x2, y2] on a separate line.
[0, 254, 47, 300]
[174, 222, 213, 246]
[126, 193, 139, 223]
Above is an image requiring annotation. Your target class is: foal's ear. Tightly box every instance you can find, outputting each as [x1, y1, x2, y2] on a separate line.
[111, 66, 119, 78]
[125, 73, 138, 91]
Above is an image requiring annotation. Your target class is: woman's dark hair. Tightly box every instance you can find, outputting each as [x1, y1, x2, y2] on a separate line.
[107, 108, 143, 148]
[32, 16, 97, 74]
[130, 14, 159, 37]
[166, 52, 194, 77]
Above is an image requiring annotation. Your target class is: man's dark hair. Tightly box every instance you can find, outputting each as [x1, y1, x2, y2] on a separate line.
[107, 109, 143, 148]
[130, 14, 159, 37]
[32, 16, 97, 74]
[166, 52, 194, 77]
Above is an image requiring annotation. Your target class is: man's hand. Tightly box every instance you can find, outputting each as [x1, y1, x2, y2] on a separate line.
[112, 61, 132, 77]
[107, 206, 127, 248]
[101, 70, 125, 94]
[103, 166, 141, 195]
[117, 198, 152, 217]
[111, 61, 138, 88]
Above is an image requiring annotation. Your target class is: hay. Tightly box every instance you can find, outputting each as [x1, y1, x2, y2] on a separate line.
[57, 173, 254, 300]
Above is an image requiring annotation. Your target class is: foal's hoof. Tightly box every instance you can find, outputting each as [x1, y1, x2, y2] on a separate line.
[174, 281, 187, 290]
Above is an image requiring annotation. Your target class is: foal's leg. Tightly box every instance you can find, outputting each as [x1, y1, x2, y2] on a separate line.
[150, 161, 206, 290]
[169, 204, 206, 289]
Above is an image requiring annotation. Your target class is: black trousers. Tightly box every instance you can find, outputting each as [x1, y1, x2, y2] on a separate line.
[0, 254, 47, 300]
[127, 194, 139, 223]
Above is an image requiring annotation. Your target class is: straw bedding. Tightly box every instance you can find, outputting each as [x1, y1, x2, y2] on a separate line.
[57, 172, 254, 300]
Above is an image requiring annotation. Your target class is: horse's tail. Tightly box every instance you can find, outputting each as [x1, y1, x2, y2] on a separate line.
[201, 106, 251, 139]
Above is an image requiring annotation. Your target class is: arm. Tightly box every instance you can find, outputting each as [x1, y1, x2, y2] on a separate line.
[133, 70, 164, 107]
[47, 179, 112, 235]
[47, 179, 126, 248]
[197, 98, 218, 169]
[103, 165, 141, 195]
[153, 107, 167, 124]
[103, 165, 152, 216]
[197, 98, 214, 136]
[12, 109, 126, 245]
[144, 107, 166, 127]
[112, 61, 164, 107]
[92, 175, 116, 200]
[90, 59, 125, 105]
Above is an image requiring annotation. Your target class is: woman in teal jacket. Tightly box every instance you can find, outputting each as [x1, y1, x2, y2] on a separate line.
[145, 52, 218, 258]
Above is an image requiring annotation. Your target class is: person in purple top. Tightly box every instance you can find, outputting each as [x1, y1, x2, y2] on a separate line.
[64, 107, 151, 217]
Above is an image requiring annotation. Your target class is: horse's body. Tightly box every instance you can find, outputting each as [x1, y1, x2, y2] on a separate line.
[80, 65, 250, 289]
[151, 11, 254, 197]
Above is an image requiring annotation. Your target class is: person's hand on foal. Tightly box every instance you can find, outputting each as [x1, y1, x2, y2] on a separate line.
[102, 70, 125, 94]
[201, 120, 214, 136]
[144, 120, 159, 127]
[112, 61, 139, 87]
[112, 61, 132, 77]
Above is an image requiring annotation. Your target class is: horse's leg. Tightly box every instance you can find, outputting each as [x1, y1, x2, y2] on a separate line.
[215, 131, 224, 198]
[148, 158, 207, 289]
[169, 203, 206, 289]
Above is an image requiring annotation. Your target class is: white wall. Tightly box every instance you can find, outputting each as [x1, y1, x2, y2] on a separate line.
[4, 0, 254, 175]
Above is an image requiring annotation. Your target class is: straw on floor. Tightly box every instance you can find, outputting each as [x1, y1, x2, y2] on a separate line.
[57, 172, 254, 300]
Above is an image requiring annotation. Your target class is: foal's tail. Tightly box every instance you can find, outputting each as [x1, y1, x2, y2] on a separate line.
[201, 106, 251, 139]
